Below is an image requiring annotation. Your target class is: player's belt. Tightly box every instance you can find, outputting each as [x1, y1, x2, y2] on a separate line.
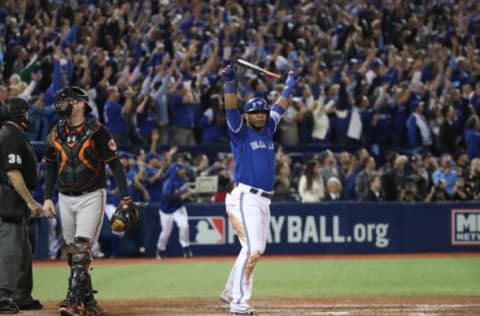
[236, 183, 273, 199]
[248, 187, 272, 199]
[60, 187, 98, 197]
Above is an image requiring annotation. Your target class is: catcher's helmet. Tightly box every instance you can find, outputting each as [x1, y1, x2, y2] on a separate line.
[54, 86, 92, 117]
[244, 97, 269, 113]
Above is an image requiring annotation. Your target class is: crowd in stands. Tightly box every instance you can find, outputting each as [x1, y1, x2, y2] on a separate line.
[1, 0, 480, 208]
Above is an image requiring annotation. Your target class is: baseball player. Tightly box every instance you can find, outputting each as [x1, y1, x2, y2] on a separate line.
[156, 162, 193, 259]
[220, 64, 296, 315]
[42, 86, 134, 316]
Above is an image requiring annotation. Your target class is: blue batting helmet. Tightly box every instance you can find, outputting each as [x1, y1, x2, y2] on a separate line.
[244, 97, 269, 113]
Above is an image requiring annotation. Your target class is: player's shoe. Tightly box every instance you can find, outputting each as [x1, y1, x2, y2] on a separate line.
[91, 250, 105, 259]
[13, 296, 43, 310]
[84, 299, 104, 316]
[182, 246, 193, 258]
[230, 303, 255, 315]
[219, 290, 232, 304]
[156, 249, 166, 260]
[58, 296, 82, 316]
[0, 297, 19, 314]
[58, 303, 82, 316]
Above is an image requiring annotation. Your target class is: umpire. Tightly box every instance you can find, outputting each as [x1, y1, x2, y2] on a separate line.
[0, 98, 44, 314]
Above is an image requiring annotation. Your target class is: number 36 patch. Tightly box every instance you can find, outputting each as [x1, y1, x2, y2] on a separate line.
[8, 154, 22, 164]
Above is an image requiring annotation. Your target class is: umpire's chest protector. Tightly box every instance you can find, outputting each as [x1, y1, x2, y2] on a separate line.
[48, 118, 102, 186]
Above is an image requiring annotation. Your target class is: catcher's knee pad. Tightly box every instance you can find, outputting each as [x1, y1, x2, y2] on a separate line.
[68, 237, 92, 267]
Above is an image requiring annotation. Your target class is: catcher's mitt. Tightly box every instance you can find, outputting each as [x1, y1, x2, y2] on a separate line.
[110, 197, 139, 232]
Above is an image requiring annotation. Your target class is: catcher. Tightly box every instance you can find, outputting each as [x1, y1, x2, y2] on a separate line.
[42, 86, 138, 316]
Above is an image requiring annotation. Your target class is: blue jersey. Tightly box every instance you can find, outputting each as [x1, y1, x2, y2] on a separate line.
[125, 168, 142, 202]
[160, 171, 188, 213]
[106, 174, 121, 205]
[225, 104, 284, 192]
[145, 165, 163, 203]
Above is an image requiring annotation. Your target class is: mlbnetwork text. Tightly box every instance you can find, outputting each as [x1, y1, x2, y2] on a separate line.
[227, 215, 389, 248]
[452, 210, 480, 244]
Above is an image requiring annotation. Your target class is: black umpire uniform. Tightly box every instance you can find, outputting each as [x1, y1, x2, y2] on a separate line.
[0, 98, 43, 314]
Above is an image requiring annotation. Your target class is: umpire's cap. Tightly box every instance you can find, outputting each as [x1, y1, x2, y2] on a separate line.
[244, 97, 269, 113]
[55, 86, 92, 112]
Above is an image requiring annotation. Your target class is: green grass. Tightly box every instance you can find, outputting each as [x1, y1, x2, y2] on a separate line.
[33, 257, 480, 301]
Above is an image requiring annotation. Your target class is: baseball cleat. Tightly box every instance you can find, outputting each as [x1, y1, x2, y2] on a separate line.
[84, 300, 105, 316]
[230, 303, 255, 315]
[59, 305, 82, 316]
[219, 290, 232, 304]
[182, 246, 193, 258]
[156, 249, 166, 260]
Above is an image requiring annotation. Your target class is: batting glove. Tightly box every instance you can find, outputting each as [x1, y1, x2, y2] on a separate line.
[223, 64, 235, 82]
[285, 70, 296, 91]
[282, 71, 296, 98]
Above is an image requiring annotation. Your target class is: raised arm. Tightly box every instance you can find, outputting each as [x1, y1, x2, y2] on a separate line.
[223, 64, 237, 110]
[222, 64, 244, 133]
[275, 70, 296, 110]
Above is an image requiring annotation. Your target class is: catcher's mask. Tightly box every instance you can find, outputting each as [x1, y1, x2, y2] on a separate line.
[54, 86, 91, 118]
[3, 97, 32, 130]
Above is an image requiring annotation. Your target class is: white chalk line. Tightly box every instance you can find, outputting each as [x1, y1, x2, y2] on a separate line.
[256, 304, 480, 315]
[268, 303, 480, 309]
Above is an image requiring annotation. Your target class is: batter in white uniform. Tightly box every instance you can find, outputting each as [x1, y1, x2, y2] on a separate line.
[220, 65, 297, 314]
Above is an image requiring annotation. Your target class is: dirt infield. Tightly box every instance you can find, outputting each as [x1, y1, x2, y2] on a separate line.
[18, 297, 480, 315]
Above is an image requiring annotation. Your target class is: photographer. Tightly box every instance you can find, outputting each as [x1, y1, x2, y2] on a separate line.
[425, 180, 449, 202]
[451, 178, 468, 201]
[399, 181, 420, 202]
[464, 158, 480, 200]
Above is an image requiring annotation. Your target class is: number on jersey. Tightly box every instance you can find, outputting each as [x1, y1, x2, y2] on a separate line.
[8, 154, 22, 164]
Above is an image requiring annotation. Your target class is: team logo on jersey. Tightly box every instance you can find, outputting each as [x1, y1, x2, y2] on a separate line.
[189, 216, 225, 245]
[66, 135, 76, 143]
[108, 139, 117, 151]
[249, 140, 274, 150]
[451, 209, 480, 245]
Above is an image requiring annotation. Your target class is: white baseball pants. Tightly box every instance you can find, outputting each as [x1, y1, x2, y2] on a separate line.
[157, 206, 190, 251]
[223, 184, 271, 306]
[58, 189, 106, 245]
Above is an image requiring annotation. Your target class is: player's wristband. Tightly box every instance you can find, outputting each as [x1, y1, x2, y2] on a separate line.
[281, 89, 291, 98]
[224, 82, 235, 94]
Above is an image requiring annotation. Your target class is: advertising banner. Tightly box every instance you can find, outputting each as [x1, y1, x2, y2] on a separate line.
[139, 202, 480, 257]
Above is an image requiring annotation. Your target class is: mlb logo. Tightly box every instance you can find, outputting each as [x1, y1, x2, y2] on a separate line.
[189, 216, 226, 245]
[451, 209, 480, 246]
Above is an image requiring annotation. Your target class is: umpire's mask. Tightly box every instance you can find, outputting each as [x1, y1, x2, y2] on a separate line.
[5, 97, 32, 131]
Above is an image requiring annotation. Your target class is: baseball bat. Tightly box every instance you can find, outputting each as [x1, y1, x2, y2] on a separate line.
[236, 59, 281, 79]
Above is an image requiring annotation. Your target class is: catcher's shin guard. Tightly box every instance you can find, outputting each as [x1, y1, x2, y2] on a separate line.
[83, 273, 104, 316]
[60, 237, 92, 314]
